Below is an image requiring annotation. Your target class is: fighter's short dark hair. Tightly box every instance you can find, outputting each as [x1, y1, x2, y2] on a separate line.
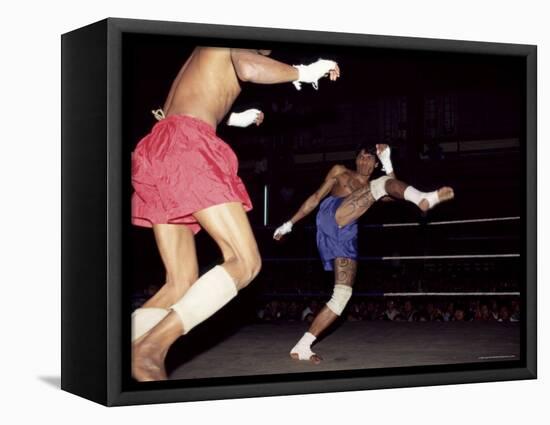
[355, 143, 377, 157]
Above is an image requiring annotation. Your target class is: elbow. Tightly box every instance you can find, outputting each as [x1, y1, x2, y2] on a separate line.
[235, 61, 258, 82]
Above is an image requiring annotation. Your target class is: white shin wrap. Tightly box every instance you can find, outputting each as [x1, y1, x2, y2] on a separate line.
[170, 265, 238, 335]
[369, 175, 391, 201]
[131, 307, 169, 342]
[326, 284, 353, 316]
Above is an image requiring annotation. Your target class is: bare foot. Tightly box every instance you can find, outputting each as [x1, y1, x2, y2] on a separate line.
[418, 186, 455, 212]
[132, 338, 167, 382]
[290, 352, 322, 365]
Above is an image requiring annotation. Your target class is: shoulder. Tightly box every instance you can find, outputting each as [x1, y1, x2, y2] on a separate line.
[328, 164, 347, 178]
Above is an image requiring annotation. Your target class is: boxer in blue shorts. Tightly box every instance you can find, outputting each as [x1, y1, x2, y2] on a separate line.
[274, 144, 454, 363]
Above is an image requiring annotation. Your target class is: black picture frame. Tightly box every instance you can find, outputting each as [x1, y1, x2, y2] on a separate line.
[61, 17, 537, 406]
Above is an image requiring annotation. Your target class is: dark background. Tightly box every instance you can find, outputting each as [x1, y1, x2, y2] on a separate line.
[123, 34, 525, 310]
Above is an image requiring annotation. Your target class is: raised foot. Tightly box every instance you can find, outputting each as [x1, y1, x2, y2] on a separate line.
[290, 352, 322, 365]
[132, 341, 167, 382]
[418, 186, 455, 212]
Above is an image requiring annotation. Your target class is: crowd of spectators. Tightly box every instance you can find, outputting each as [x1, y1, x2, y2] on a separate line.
[256, 297, 521, 324]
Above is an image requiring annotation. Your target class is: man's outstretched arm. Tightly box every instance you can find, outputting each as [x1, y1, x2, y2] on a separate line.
[231, 49, 298, 84]
[273, 165, 344, 240]
[231, 49, 340, 87]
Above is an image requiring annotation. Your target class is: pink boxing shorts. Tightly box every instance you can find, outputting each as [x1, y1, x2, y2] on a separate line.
[131, 114, 252, 234]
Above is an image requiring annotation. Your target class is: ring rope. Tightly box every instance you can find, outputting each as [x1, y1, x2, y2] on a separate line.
[263, 291, 520, 297]
[262, 253, 520, 262]
[363, 216, 520, 228]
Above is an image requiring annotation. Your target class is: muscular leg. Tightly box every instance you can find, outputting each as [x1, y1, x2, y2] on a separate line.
[132, 224, 199, 342]
[142, 224, 199, 309]
[334, 186, 376, 227]
[291, 257, 357, 364]
[132, 202, 261, 381]
[193, 202, 262, 290]
[384, 178, 454, 212]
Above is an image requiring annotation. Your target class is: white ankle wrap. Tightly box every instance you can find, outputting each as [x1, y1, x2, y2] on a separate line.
[404, 186, 439, 208]
[170, 266, 238, 335]
[326, 284, 353, 316]
[131, 307, 169, 342]
[370, 175, 391, 200]
[290, 332, 317, 360]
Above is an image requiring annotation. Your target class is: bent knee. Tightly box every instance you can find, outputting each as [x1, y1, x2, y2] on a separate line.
[326, 284, 353, 316]
[227, 249, 262, 290]
[241, 250, 262, 285]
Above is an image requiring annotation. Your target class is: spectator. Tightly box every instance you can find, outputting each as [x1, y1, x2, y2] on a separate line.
[401, 299, 418, 322]
[489, 299, 499, 320]
[510, 300, 520, 322]
[498, 305, 510, 322]
[443, 302, 455, 322]
[453, 307, 465, 321]
[382, 299, 400, 321]
[425, 302, 444, 322]
[346, 302, 362, 321]
[301, 299, 320, 321]
[287, 301, 301, 322]
[475, 304, 493, 321]
[364, 301, 378, 321]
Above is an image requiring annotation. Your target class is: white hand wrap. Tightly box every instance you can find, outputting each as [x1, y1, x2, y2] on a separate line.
[292, 59, 337, 90]
[273, 221, 293, 238]
[377, 146, 394, 174]
[227, 108, 262, 127]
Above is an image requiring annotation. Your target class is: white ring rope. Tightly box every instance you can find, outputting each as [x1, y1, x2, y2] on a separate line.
[265, 291, 520, 297]
[380, 254, 520, 260]
[381, 292, 520, 297]
[263, 254, 520, 261]
[365, 216, 520, 228]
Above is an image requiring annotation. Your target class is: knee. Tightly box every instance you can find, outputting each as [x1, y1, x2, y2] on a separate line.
[326, 284, 353, 316]
[370, 175, 391, 200]
[231, 249, 262, 288]
[243, 250, 262, 286]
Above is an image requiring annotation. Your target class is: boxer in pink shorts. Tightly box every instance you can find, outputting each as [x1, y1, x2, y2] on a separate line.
[132, 114, 252, 234]
[131, 47, 341, 381]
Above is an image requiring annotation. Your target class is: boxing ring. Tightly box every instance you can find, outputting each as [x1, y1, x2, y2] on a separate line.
[167, 216, 522, 380]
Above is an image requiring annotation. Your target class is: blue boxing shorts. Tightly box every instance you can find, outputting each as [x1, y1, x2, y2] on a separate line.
[316, 196, 358, 271]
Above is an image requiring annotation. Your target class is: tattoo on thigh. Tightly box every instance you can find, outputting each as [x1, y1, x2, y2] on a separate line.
[335, 258, 357, 286]
[338, 187, 375, 220]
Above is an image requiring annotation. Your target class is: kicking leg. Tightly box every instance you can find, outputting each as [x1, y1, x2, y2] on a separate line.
[291, 257, 356, 364]
[381, 177, 454, 212]
[334, 186, 376, 227]
[132, 202, 261, 381]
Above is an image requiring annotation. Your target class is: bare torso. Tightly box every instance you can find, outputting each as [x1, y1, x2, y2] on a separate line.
[162, 47, 241, 128]
[331, 167, 370, 198]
